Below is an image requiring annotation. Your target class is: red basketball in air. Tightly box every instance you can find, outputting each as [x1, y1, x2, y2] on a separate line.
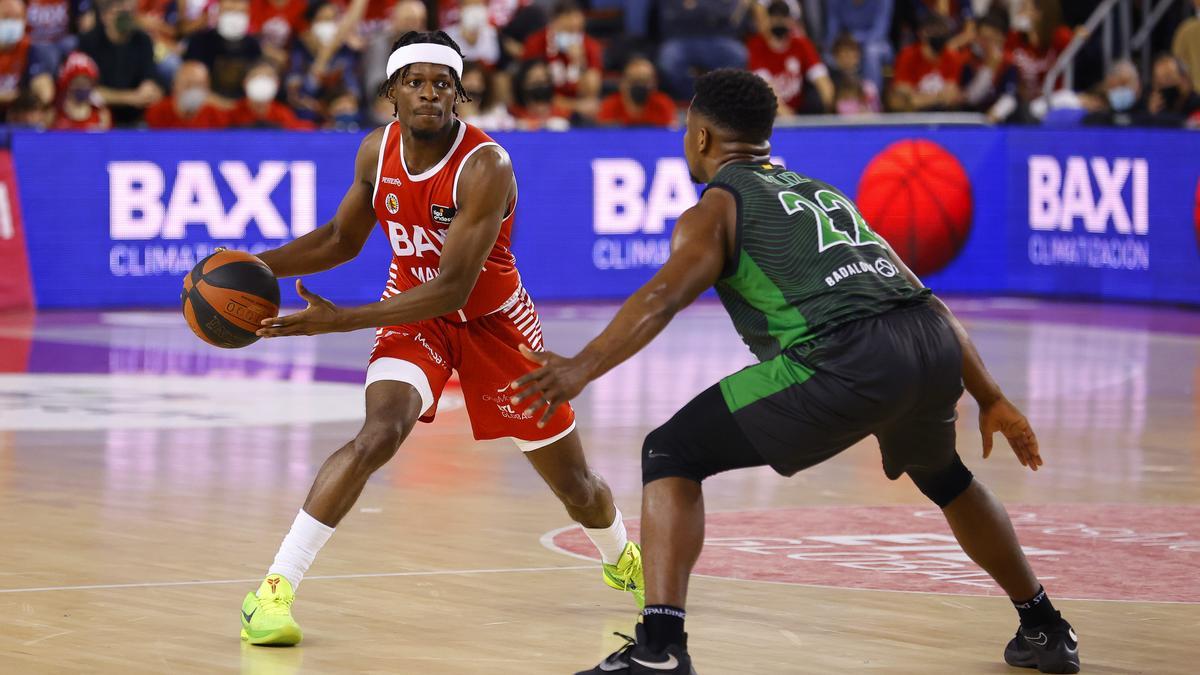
[855, 139, 973, 276]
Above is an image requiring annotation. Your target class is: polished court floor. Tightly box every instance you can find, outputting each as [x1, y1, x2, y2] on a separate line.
[0, 297, 1197, 674]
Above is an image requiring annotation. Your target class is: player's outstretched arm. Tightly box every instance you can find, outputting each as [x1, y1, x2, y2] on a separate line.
[510, 188, 732, 426]
[886, 249, 1043, 471]
[256, 128, 384, 279]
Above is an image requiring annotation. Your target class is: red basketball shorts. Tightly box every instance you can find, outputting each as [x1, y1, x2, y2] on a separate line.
[365, 286, 575, 451]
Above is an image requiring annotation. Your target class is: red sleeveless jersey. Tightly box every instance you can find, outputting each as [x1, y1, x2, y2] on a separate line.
[372, 120, 520, 322]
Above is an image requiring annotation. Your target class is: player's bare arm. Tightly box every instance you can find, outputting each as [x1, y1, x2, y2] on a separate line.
[511, 188, 734, 426]
[256, 128, 384, 279]
[257, 145, 513, 337]
[886, 248, 1042, 471]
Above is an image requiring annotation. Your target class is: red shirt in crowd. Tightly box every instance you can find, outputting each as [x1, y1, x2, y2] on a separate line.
[138, 0, 173, 22]
[893, 43, 964, 96]
[0, 38, 31, 101]
[362, 0, 394, 22]
[251, 0, 309, 49]
[228, 99, 315, 129]
[521, 29, 602, 98]
[1006, 26, 1074, 91]
[52, 105, 111, 130]
[145, 98, 231, 129]
[746, 32, 827, 111]
[509, 102, 571, 130]
[596, 91, 676, 127]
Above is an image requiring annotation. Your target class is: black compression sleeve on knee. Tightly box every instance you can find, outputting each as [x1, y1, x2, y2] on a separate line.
[911, 454, 974, 508]
[640, 385, 767, 485]
[641, 426, 706, 485]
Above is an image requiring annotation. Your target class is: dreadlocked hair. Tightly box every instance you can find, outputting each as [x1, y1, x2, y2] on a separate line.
[376, 31, 472, 104]
[691, 69, 777, 144]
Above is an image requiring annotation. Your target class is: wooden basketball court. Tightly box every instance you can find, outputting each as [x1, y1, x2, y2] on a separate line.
[1, 297, 1197, 673]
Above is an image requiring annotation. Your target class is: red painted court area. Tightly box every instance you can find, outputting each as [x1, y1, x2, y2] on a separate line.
[550, 504, 1200, 603]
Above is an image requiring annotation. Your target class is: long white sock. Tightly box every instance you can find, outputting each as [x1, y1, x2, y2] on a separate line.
[266, 509, 334, 590]
[583, 508, 629, 565]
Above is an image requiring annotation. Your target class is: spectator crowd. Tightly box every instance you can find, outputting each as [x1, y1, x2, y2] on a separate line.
[2, 0, 1198, 131]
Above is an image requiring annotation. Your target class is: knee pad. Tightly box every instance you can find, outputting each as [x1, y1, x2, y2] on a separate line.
[909, 454, 974, 508]
[641, 425, 703, 486]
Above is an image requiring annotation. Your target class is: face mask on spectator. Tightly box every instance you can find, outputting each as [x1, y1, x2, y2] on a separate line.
[69, 86, 93, 104]
[927, 34, 949, 53]
[312, 20, 338, 45]
[218, 10, 250, 41]
[334, 113, 359, 129]
[1160, 85, 1181, 108]
[553, 31, 582, 52]
[1107, 86, 1135, 112]
[629, 83, 651, 106]
[0, 18, 23, 46]
[246, 76, 279, 103]
[465, 87, 485, 101]
[770, 24, 790, 40]
[462, 6, 489, 31]
[526, 84, 553, 103]
[1012, 14, 1032, 33]
[179, 87, 207, 113]
[114, 9, 135, 34]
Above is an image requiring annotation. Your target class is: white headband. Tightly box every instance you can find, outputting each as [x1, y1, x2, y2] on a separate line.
[385, 43, 464, 80]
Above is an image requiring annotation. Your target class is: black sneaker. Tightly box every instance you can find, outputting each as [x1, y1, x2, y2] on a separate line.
[575, 624, 697, 674]
[1004, 616, 1080, 674]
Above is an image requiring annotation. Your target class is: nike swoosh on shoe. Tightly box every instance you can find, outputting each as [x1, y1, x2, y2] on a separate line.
[631, 654, 679, 670]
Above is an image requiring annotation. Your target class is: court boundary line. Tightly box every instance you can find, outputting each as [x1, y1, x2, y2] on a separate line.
[539, 513, 1200, 607]
[0, 565, 593, 595]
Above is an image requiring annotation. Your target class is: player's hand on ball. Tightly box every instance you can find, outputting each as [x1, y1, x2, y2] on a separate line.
[511, 345, 592, 428]
[979, 397, 1042, 471]
[257, 279, 344, 338]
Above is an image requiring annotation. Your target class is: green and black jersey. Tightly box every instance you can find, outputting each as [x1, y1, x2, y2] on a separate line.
[708, 162, 930, 363]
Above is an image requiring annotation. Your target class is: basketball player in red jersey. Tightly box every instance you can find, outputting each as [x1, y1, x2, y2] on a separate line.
[235, 31, 644, 646]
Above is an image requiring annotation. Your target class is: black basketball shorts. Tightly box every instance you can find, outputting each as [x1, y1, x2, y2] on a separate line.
[642, 302, 966, 484]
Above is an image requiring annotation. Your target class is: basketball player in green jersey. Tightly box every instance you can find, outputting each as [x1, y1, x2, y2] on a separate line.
[512, 69, 1080, 674]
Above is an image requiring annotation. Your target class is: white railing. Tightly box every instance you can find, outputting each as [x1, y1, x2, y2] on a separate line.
[1042, 0, 1183, 103]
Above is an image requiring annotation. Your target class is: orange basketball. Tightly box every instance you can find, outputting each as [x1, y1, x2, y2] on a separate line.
[855, 139, 973, 276]
[181, 250, 280, 349]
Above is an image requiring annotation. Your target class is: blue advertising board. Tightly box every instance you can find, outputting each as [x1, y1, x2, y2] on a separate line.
[1004, 128, 1200, 306]
[10, 126, 1200, 308]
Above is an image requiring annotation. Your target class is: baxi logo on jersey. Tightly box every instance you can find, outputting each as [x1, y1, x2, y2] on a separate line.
[1027, 155, 1150, 271]
[384, 220, 447, 284]
[107, 161, 317, 278]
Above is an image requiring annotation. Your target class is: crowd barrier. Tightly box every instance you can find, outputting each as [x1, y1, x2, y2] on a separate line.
[4, 125, 1198, 310]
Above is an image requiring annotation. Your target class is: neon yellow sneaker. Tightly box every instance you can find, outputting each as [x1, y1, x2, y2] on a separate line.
[240, 574, 302, 646]
[602, 542, 645, 609]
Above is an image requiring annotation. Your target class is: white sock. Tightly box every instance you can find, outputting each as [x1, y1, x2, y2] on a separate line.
[583, 508, 629, 565]
[266, 509, 334, 591]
